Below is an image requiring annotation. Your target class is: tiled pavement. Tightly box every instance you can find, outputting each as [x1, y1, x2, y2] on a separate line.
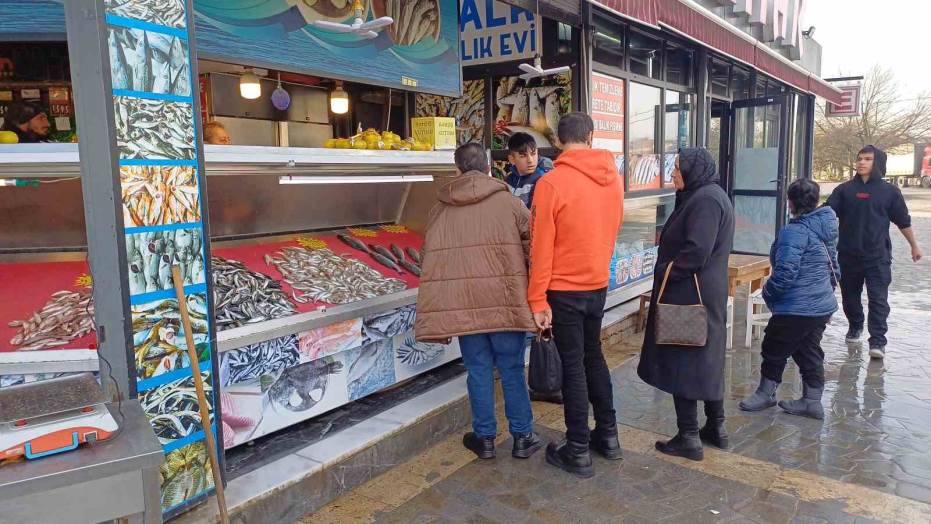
[300, 219, 931, 523]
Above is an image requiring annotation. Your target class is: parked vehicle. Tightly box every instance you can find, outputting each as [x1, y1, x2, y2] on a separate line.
[885, 143, 931, 188]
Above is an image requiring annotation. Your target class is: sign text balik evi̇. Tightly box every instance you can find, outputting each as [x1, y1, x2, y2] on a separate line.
[460, 0, 538, 66]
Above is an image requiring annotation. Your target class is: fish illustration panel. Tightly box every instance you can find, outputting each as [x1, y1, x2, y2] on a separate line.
[393, 331, 460, 382]
[361, 304, 415, 345]
[297, 318, 364, 362]
[108, 27, 191, 96]
[105, 0, 187, 29]
[139, 369, 214, 447]
[114, 96, 196, 160]
[219, 334, 299, 387]
[492, 72, 572, 150]
[160, 441, 215, 512]
[131, 294, 209, 380]
[125, 227, 206, 295]
[345, 339, 396, 401]
[120, 166, 201, 227]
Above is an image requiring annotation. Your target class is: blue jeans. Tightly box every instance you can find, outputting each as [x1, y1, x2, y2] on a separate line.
[458, 331, 533, 438]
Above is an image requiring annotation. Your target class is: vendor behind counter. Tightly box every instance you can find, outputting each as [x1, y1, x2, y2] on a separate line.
[1, 101, 51, 143]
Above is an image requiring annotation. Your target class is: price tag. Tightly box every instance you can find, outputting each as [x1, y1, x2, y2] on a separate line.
[21, 88, 40, 100]
[54, 117, 72, 131]
[0, 91, 12, 102]
[401, 76, 418, 87]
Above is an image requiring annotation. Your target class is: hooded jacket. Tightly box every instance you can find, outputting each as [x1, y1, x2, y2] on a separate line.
[826, 145, 911, 265]
[762, 206, 840, 317]
[528, 148, 623, 313]
[414, 171, 537, 341]
[505, 156, 553, 208]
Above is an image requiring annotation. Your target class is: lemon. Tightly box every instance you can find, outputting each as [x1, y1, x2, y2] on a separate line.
[352, 139, 368, 150]
[324, 138, 337, 149]
[335, 139, 351, 149]
[0, 131, 18, 144]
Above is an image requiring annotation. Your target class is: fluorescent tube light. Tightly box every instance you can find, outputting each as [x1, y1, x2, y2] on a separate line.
[278, 175, 434, 185]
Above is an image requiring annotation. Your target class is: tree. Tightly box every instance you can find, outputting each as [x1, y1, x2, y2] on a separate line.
[813, 66, 931, 181]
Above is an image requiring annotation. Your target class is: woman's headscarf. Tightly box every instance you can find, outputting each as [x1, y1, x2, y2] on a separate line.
[677, 148, 719, 191]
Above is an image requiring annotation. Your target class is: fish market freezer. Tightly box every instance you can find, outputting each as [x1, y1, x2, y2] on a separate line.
[0, 144, 461, 448]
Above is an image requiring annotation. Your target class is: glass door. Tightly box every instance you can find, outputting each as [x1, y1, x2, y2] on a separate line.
[728, 95, 790, 255]
[708, 99, 730, 191]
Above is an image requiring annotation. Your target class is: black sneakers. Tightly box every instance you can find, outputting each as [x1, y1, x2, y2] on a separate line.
[512, 432, 543, 459]
[545, 441, 595, 478]
[846, 327, 863, 343]
[462, 432, 495, 459]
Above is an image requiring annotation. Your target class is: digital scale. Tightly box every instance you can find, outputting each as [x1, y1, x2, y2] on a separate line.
[0, 373, 118, 460]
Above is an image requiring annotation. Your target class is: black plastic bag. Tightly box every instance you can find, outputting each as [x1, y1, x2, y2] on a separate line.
[528, 329, 562, 394]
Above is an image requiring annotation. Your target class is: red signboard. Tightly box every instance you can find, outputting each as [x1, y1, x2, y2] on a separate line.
[591, 72, 625, 159]
[826, 85, 861, 117]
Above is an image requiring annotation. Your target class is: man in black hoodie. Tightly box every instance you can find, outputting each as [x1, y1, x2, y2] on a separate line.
[826, 145, 923, 359]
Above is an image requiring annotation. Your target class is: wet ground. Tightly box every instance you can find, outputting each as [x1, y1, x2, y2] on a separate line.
[299, 215, 931, 523]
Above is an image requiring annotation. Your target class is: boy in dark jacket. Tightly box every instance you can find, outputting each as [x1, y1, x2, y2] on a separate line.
[826, 145, 923, 359]
[740, 179, 839, 420]
[505, 132, 553, 209]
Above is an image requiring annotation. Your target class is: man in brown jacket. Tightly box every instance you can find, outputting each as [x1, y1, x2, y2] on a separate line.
[415, 143, 542, 460]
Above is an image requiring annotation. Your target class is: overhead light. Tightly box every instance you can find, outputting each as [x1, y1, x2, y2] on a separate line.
[240, 69, 262, 99]
[279, 175, 434, 185]
[330, 81, 349, 115]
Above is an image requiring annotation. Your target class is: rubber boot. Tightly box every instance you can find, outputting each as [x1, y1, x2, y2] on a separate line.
[699, 406, 729, 450]
[545, 440, 594, 478]
[655, 430, 704, 461]
[739, 377, 779, 412]
[778, 383, 825, 420]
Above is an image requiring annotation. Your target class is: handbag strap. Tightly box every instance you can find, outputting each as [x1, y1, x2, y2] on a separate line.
[657, 262, 703, 305]
[819, 241, 840, 286]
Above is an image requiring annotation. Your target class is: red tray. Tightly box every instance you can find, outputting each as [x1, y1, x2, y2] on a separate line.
[211, 228, 423, 315]
[0, 260, 97, 353]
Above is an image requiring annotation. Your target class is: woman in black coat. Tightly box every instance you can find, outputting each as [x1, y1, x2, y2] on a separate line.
[638, 148, 735, 462]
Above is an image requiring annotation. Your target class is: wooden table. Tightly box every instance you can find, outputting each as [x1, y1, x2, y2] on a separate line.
[728, 254, 772, 296]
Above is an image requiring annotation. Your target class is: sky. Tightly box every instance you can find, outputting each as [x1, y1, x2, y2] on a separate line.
[806, 0, 931, 97]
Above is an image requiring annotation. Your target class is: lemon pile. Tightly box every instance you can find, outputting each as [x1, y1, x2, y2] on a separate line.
[0, 131, 19, 144]
[324, 129, 432, 151]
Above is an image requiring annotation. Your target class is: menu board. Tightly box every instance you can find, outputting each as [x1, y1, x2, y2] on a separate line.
[591, 72, 625, 177]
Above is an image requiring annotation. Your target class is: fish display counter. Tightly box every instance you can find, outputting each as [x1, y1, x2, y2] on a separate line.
[0, 142, 461, 447]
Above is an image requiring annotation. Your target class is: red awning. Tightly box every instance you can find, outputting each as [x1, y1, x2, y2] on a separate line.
[593, 0, 843, 104]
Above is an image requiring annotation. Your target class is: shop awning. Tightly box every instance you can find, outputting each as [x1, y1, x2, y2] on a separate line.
[592, 0, 844, 105]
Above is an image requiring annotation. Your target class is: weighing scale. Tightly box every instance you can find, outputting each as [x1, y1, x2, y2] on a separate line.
[0, 373, 118, 460]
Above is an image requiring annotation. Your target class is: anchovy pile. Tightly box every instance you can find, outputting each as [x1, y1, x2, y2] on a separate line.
[140, 373, 212, 445]
[9, 291, 95, 351]
[265, 247, 406, 305]
[106, 0, 187, 29]
[114, 96, 195, 160]
[220, 335, 300, 387]
[211, 256, 296, 330]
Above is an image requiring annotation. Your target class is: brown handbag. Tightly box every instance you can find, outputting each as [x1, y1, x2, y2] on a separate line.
[654, 262, 708, 347]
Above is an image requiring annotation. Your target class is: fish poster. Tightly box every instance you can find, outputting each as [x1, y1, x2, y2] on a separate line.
[132, 294, 210, 380]
[108, 26, 191, 96]
[219, 334, 300, 387]
[121, 166, 202, 227]
[415, 79, 485, 145]
[160, 441, 215, 512]
[298, 318, 364, 362]
[609, 246, 659, 291]
[345, 339, 396, 401]
[629, 154, 662, 191]
[114, 96, 196, 161]
[139, 368, 214, 449]
[106, 0, 188, 29]
[492, 72, 571, 150]
[125, 228, 206, 295]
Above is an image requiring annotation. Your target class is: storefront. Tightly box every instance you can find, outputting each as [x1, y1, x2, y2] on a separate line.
[583, 0, 842, 258]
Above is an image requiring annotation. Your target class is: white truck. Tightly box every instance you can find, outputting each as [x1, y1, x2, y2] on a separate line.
[886, 143, 931, 188]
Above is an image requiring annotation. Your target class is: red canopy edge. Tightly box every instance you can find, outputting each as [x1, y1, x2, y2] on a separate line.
[591, 0, 844, 105]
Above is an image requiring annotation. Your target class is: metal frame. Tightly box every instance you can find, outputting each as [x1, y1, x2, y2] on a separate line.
[63, 0, 135, 399]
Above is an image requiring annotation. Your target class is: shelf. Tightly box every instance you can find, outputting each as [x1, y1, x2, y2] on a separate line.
[0, 144, 456, 177]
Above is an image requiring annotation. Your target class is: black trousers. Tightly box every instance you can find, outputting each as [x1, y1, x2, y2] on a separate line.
[760, 314, 831, 389]
[673, 397, 724, 433]
[839, 259, 892, 347]
[548, 288, 616, 445]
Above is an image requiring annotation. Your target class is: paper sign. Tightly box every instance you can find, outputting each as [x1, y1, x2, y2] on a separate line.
[54, 117, 72, 131]
[20, 88, 40, 100]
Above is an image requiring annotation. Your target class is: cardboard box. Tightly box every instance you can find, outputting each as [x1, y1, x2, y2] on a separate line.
[411, 117, 456, 150]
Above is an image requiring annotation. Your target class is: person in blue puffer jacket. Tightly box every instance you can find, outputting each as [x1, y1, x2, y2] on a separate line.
[740, 179, 839, 420]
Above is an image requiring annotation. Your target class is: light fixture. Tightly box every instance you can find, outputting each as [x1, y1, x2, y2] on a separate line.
[240, 69, 262, 99]
[330, 81, 349, 115]
[279, 174, 434, 185]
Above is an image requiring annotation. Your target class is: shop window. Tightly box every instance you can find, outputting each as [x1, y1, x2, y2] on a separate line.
[709, 58, 730, 97]
[755, 75, 768, 97]
[664, 43, 692, 87]
[628, 31, 662, 79]
[593, 14, 624, 71]
[628, 82, 662, 191]
[557, 23, 573, 55]
[663, 90, 692, 186]
[766, 79, 787, 95]
[731, 66, 752, 100]
[609, 195, 675, 292]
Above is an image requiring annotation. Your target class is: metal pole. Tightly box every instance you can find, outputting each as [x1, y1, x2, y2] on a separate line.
[64, 0, 134, 399]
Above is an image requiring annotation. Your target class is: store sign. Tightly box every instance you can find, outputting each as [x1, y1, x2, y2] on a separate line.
[706, 0, 808, 58]
[825, 84, 861, 117]
[591, 72, 625, 175]
[460, 0, 538, 65]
